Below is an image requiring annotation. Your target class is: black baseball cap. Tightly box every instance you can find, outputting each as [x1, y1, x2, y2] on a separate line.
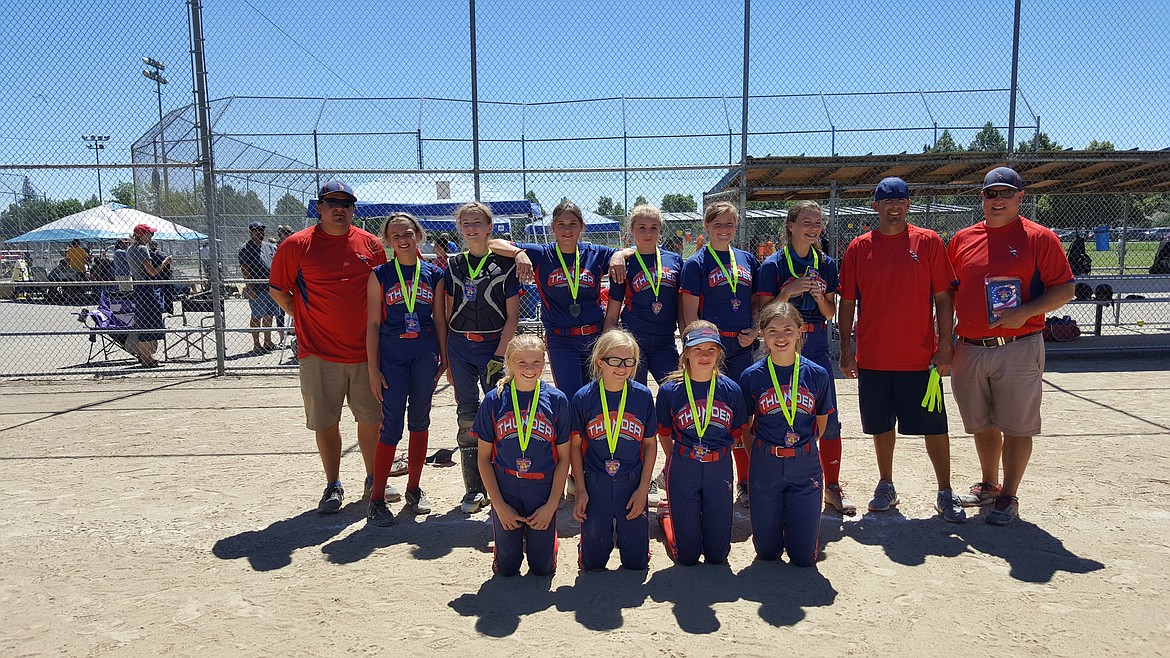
[319, 180, 357, 201]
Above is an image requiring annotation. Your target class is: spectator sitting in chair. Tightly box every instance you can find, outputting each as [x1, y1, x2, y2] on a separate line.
[239, 221, 280, 352]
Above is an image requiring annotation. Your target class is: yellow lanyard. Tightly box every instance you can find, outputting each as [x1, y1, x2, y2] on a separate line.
[554, 248, 582, 301]
[782, 245, 819, 279]
[509, 380, 541, 455]
[684, 371, 717, 440]
[598, 381, 629, 457]
[393, 259, 421, 313]
[465, 252, 490, 279]
[765, 355, 801, 428]
[705, 244, 738, 295]
[633, 248, 662, 299]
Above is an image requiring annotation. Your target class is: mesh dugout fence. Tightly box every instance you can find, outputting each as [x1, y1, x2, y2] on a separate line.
[1, 0, 1168, 377]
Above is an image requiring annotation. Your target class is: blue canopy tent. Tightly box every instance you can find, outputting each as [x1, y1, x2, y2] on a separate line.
[306, 199, 527, 233]
[524, 210, 620, 236]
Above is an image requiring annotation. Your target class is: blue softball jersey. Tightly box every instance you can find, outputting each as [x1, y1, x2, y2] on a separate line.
[608, 249, 683, 336]
[374, 259, 444, 335]
[756, 248, 839, 324]
[679, 247, 758, 332]
[655, 375, 747, 450]
[738, 357, 834, 448]
[518, 242, 617, 330]
[570, 381, 657, 477]
[471, 382, 572, 477]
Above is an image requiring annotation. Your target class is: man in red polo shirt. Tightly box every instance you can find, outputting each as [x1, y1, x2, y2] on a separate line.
[270, 180, 388, 514]
[949, 167, 1074, 525]
[838, 177, 966, 523]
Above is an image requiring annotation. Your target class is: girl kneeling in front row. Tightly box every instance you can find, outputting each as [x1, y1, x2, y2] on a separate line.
[738, 302, 834, 566]
[472, 335, 571, 576]
[570, 329, 657, 571]
[656, 321, 748, 566]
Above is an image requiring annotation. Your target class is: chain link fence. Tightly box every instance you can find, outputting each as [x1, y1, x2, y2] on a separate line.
[2, 0, 1168, 377]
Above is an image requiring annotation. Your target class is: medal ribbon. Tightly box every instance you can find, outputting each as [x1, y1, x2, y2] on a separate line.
[633, 248, 662, 299]
[782, 245, 819, 279]
[598, 381, 629, 458]
[465, 252, 490, 279]
[510, 379, 542, 455]
[554, 247, 582, 302]
[705, 244, 738, 295]
[684, 371, 717, 440]
[766, 354, 802, 428]
[393, 258, 422, 314]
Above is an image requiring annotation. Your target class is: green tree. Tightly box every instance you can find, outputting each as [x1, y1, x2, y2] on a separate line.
[84, 195, 100, 209]
[274, 193, 306, 224]
[1086, 140, 1115, 151]
[110, 181, 135, 207]
[1016, 131, 1061, 152]
[634, 195, 648, 207]
[923, 129, 963, 153]
[661, 193, 697, 213]
[968, 122, 1007, 152]
[596, 196, 617, 217]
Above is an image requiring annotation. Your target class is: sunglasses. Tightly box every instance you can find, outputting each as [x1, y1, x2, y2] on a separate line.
[320, 198, 355, 209]
[982, 189, 1019, 200]
[600, 356, 637, 368]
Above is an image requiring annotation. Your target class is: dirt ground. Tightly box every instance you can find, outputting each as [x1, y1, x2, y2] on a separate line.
[2, 355, 1169, 657]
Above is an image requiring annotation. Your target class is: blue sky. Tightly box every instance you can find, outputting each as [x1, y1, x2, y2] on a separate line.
[1, 0, 1166, 210]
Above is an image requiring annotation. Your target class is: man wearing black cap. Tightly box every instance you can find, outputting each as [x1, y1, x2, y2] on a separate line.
[838, 177, 967, 523]
[270, 180, 389, 513]
[948, 167, 1075, 525]
[239, 221, 279, 352]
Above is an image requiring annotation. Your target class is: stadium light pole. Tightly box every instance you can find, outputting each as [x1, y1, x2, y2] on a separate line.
[142, 57, 169, 213]
[82, 135, 110, 204]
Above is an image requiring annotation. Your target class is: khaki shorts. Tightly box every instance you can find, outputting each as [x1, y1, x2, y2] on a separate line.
[299, 355, 382, 430]
[950, 333, 1045, 436]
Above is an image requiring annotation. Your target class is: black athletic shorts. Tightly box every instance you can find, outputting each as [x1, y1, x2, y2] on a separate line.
[857, 368, 948, 436]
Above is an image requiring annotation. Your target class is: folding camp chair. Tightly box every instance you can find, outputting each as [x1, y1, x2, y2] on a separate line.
[77, 291, 137, 364]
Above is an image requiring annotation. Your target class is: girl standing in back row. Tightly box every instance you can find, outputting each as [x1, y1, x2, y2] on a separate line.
[680, 202, 759, 508]
[755, 201, 852, 515]
[365, 213, 447, 527]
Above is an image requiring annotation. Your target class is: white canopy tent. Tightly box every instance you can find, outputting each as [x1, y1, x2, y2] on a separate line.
[5, 203, 207, 243]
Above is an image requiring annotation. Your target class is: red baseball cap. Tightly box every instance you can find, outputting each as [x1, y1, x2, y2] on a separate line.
[133, 224, 157, 235]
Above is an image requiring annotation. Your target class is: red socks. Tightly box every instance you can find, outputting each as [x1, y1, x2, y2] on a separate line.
[732, 444, 751, 484]
[372, 442, 396, 501]
[820, 438, 842, 486]
[407, 430, 428, 491]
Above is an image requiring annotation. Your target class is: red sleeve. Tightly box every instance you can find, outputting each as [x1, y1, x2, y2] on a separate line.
[367, 236, 388, 266]
[1034, 227, 1075, 288]
[269, 235, 300, 291]
[837, 240, 858, 301]
[926, 232, 957, 294]
[946, 236, 961, 291]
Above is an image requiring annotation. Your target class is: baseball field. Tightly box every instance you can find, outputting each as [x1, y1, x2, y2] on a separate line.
[1, 355, 1168, 656]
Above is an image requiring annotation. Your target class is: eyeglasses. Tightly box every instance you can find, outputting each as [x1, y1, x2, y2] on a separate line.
[600, 356, 637, 368]
[982, 189, 1018, 200]
[320, 198, 355, 209]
